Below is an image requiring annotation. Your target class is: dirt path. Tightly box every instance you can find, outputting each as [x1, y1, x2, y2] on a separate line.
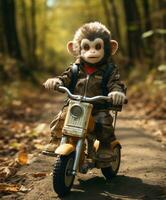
[1, 93, 165, 200]
[9, 107, 165, 200]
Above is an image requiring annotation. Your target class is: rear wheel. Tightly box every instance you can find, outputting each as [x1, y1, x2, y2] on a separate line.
[101, 145, 121, 180]
[53, 152, 75, 197]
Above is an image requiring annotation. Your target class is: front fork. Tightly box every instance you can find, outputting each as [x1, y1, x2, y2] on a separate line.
[60, 136, 84, 176]
[60, 112, 118, 175]
[72, 139, 84, 175]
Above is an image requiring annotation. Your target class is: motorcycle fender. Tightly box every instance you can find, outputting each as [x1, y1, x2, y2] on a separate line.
[111, 140, 122, 150]
[55, 144, 75, 156]
[94, 140, 121, 152]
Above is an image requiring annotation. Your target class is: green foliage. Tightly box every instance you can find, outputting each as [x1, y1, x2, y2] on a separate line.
[142, 29, 166, 38]
[142, 30, 154, 38]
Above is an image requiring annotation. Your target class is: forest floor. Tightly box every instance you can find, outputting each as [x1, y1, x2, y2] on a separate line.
[0, 85, 166, 200]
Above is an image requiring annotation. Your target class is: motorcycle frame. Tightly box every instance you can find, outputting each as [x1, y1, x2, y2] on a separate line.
[55, 99, 119, 175]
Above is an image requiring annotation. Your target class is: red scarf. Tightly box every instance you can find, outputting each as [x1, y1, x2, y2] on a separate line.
[84, 64, 97, 75]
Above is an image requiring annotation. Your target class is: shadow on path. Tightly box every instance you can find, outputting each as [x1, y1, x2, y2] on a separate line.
[61, 175, 165, 200]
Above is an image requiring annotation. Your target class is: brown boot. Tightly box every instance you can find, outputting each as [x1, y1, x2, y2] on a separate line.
[42, 137, 59, 155]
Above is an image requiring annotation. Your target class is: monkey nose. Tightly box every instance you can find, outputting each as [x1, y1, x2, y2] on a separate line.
[90, 50, 96, 54]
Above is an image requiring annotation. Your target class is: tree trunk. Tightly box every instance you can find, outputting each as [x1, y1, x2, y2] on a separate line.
[143, 0, 152, 31]
[30, 0, 37, 66]
[20, 0, 31, 62]
[108, 0, 121, 41]
[40, 0, 47, 65]
[159, 0, 166, 28]
[0, 1, 7, 54]
[123, 0, 142, 62]
[153, 0, 166, 66]
[101, 0, 113, 29]
[142, 0, 153, 57]
[1, 0, 22, 60]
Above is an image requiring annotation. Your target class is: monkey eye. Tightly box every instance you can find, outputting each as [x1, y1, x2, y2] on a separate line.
[82, 43, 90, 51]
[95, 43, 102, 50]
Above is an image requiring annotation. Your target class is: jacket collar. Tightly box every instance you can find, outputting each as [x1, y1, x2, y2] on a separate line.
[75, 58, 110, 73]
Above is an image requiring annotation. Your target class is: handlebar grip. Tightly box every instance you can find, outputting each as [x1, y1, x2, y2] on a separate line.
[54, 83, 60, 90]
[55, 84, 64, 92]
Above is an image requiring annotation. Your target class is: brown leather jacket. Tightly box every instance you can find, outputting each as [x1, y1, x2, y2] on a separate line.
[57, 60, 126, 98]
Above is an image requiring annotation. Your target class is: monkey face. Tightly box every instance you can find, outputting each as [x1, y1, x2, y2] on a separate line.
[80, 38, 104, 64]
[67, 21, 119, 65]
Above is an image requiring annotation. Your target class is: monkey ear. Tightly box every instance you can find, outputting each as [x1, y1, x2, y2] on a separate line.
[67, 41, 78, 57]
[110, 40, 118, 55]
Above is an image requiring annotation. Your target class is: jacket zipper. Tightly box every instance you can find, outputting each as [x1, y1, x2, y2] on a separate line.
[83, 74, 90, 97]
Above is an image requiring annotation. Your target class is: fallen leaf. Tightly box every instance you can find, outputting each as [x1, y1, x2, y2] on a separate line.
[0, 157, 8, 162]
[27, 153, 37, 164]
[0, 183, 30, 193]
[12, 100, 22, 106]
[17, 147, 28, 165]
[31, 172, 47, 178]
[34, 123, 47, 134]
[0, 183, 20, 193]
[0, 164, 18, 181]
[9, 160, 20, 168]
[34, 144, 45, 150]
[9, 141, 22, 150]
[19, 185, 31, 192]
[153, 130, 162, 137]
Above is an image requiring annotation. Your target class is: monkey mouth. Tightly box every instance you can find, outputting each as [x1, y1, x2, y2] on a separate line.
[88, 56, 98, 59]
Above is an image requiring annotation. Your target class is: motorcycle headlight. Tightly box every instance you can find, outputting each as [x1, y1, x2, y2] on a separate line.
[70, 105, 83, 118]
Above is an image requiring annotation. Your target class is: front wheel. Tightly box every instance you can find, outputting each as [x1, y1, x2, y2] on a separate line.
[101, 144, 121, 180]
[53, 152, 75, 197]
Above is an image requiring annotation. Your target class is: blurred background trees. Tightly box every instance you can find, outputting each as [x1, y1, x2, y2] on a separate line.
[0, 1, 165, 195]
[0, 0, 165, 88]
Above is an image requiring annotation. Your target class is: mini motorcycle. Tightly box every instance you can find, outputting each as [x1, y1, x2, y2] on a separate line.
[50, 86, 126, 197]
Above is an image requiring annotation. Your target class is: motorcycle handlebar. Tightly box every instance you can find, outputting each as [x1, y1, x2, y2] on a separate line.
[57, 86, 128, 104]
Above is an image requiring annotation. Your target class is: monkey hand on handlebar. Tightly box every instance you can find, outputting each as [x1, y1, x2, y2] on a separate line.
[43, 78, 63, 90]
